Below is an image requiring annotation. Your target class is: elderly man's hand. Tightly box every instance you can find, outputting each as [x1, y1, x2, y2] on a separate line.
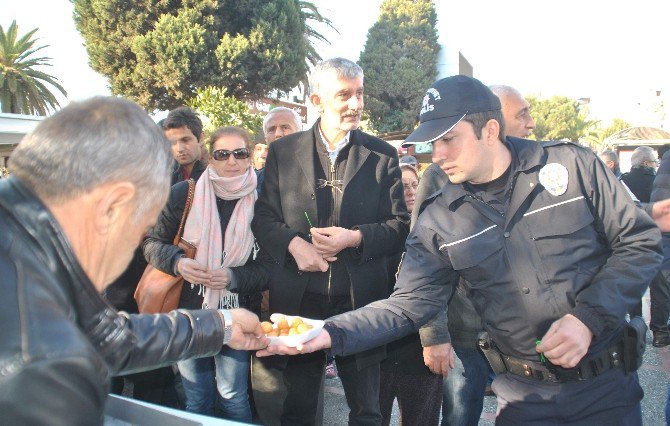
[256, 329, 332, 357]
[536, 314, 593, 368]
[310, 227, 362, 258]
[226, 308, 269, 351]
[651, 198, 670, 232]
[288, 236, 329, 272]
[423, 343, 455, 377]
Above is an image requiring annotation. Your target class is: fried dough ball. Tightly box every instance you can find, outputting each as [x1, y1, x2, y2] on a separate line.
[261, 321, 274, 334]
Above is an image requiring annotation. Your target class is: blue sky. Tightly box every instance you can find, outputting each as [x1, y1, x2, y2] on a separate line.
[3, 0, 669, 124]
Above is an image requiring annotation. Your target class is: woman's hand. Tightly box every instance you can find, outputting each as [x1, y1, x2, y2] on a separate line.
[206, 267, 232, 290]
[177, 258, 211, 284]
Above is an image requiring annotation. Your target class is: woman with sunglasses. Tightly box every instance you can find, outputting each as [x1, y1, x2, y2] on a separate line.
[143, 126, 269, 421]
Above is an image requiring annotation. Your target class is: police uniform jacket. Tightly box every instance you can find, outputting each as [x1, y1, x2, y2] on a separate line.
[324, 137, 662, 362]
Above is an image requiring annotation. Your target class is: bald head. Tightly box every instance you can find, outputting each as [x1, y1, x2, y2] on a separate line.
[489, 85, 536, 138]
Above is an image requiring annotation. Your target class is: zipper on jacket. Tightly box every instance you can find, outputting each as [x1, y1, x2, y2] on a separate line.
[327, 162, 336, 301]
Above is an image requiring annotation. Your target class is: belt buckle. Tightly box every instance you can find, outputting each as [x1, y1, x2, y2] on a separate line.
[546, 363, 582, 382]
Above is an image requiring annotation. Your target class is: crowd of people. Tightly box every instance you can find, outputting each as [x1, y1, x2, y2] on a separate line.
[2, 56, 670, 426]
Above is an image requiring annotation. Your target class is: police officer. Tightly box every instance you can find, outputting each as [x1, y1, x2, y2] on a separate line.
[260, 75, 663, 424]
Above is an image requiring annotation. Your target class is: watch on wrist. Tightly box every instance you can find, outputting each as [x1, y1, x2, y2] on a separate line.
[219, 309, 234, 345]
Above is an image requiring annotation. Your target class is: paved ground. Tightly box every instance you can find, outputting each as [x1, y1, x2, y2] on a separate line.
[323, 291, 670, 425]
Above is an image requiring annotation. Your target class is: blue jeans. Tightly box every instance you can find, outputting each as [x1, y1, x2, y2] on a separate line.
[177, 346, 251, 422]
[442, 346, 490, 426]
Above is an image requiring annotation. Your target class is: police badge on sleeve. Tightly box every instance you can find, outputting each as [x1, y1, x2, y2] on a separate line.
[538, 163, 569, 196]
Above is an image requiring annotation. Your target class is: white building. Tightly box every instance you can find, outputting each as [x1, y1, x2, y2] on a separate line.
[0, 113, 43, 167]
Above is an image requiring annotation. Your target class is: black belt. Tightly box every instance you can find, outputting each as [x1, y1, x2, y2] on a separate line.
[498, 343, 625, 383]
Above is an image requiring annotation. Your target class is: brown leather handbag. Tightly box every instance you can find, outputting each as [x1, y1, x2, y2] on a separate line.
[134, 179, 197, 314]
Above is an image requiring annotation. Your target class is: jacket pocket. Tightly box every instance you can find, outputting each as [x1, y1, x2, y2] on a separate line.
[439, 224, 500, 270]
[524, 195, 594, 239]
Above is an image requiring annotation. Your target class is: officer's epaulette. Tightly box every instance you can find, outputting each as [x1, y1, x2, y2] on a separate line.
[418, 188, 443, 216]
[540, 140, 582, 149]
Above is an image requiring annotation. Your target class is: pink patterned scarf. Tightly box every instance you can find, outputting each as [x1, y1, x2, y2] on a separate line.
[182, 165, 257, 309]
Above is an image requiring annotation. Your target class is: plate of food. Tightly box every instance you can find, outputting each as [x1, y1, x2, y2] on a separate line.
[261, 314, 324, 347]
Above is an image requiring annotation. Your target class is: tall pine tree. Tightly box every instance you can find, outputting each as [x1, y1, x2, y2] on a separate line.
[73, 0, 311, 111]
[358, 0, 439, 134]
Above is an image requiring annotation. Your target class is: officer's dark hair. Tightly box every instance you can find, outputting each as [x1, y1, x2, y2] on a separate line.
[162, 107, 203, 142]
[463, 110, 506, 142]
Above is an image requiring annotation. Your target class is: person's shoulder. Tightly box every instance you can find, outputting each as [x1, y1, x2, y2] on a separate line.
[539, 139, 592, 156]
[355, 130, 397, 156]
[169, 179, 192, 202]
[272, 128, 310, 149]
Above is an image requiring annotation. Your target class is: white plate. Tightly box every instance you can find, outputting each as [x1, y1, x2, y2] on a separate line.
[265, 315, 324, 348]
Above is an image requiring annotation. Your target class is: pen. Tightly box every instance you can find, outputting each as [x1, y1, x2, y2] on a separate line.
[304, 211, 314, 228]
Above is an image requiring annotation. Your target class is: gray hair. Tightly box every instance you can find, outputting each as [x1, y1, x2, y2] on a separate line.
[263, 107, 302, 135]
[10, 97, 172, 221]
[599, 149, 619, 167]
[489, 85, 523, 100]
[631, 146, 657, 168]
[309, 57, 363, 96]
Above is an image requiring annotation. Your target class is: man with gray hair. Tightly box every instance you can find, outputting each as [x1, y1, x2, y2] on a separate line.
[252, 57, 409, 424]
[489, 85, 536, 139]
[254, 106, 302, 193]
[0, 97, 267, 424]
[622, 145, 659, 203]
[599, 149, 623, 179]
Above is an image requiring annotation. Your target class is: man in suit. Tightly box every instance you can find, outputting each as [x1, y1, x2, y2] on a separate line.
[252, 57, 409, 425]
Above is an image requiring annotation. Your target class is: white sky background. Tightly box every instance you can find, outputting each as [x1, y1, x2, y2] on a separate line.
[2, 0, 669, 124]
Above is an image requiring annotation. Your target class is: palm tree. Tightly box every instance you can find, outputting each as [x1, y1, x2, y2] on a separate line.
[0, 20, 66, 115]
[299, 1, 337, 66]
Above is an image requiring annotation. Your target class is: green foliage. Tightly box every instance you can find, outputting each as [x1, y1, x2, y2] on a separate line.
[72, 0, 310, 111]
[0, 20, 66, 115]
[581, 118, 631, 150]
[358, 0, 439, 134]
[187, 86, 263, 136]
[527, 96, 597, 143]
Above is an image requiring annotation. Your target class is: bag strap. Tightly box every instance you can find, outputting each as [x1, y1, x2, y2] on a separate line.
[172, 179, 196, 246]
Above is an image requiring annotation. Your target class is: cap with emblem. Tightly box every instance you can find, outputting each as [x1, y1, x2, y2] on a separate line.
[403, 75, 501, 146]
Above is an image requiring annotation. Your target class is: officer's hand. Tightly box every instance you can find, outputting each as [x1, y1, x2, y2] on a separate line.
[423, 343, 455, 377]
[288, 236, 329, 272]
[311, 227, 362, 258]
[256, 329, 332, 357]
[536, 314, 593, 368]
[651, 198, 670, 232]
[177, 258, 212, 284]
[226, 308, 269, 351]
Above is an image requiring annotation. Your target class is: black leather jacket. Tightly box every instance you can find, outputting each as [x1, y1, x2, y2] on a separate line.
[0, 177, 227, 425]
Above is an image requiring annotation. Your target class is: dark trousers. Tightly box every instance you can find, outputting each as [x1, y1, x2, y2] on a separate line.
[281, 293, 382, 426]
[651, 271, 670, 333]
[110, 367, 181, 408]
[492, 369, 643, 425]
[379, 369, 442, 426]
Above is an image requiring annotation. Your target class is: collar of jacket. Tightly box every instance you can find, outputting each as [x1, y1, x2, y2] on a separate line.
[295, 119, 372, 193]
[0, 176, 135, 368]
[440, 137, 546, 209]
[173, 159, 207, 177]
[630, 165, 657, 176]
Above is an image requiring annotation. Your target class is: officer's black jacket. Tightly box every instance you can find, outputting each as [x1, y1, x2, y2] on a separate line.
[324, 137, 662, 361]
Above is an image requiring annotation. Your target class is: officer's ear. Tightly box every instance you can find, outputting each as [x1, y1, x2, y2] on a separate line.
[483, 119, 500, 145]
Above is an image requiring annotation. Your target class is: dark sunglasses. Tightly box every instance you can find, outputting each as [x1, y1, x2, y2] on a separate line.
[212, 148, 250, 161]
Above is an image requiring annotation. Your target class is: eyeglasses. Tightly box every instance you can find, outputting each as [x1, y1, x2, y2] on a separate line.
[212, 148, 250, 161]
[403, 182, 419, 192]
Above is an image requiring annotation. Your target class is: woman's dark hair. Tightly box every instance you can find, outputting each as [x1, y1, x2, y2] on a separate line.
[208, 127, 252, 153]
